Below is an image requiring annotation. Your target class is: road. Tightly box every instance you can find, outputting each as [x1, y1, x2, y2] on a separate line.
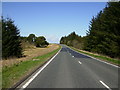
[21, 45, 119, 89]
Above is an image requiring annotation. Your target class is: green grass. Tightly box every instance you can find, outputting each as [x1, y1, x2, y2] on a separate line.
[2, 46, 61, 88]
[69, 46, 120, 65]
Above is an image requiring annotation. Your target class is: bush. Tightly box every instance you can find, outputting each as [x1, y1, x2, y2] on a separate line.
[35, 36, 49, 47]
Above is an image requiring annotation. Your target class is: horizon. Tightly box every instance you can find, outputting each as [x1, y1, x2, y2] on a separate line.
[3, 2, 106, 43]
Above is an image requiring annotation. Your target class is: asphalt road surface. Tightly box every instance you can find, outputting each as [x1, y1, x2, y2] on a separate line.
[22, 45, 119, 89]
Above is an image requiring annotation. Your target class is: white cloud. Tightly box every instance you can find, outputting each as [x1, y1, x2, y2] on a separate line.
[45, 35, 60, 44]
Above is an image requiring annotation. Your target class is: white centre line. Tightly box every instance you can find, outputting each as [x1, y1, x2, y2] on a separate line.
[100, 80, 112, 90]
[78, 61, 82, 64]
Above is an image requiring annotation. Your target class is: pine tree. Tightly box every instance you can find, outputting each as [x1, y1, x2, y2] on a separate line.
[60, 32, 84, 49]
[2, 17, 22, 59]
[84, 1, 120, 58]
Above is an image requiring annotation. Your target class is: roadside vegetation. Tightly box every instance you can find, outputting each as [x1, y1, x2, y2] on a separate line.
[2, 18, 22, 59]
[2, 45, 61, 88]
[1, 1, 120, 89]
[2, 44, 59, 67]
[20, 34, 49, 49]
[69, 46, 120, 66]
[1, 17, 60, 88]
[60, 2, 120, 61]
[2, 17, 49, 59]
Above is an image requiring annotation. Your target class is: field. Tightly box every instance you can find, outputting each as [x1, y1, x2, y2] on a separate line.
[2, 44, 59, 67]
[2, 44, 61, 88]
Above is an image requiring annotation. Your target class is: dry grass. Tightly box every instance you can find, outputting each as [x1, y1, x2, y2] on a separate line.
[2, 46, 61, 88]
[70, 46, 120, 65]
[2, 44, 59, 67]
[80, 50, 100, 56]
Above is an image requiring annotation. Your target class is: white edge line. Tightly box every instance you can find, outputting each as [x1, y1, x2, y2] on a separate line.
[21, 48, 61, 88]
[100, 80, 112, 90]
[66, 45, 119, 68]
[78, 61, 82, 64]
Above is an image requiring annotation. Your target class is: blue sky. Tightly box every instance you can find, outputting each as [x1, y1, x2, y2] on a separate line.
[2, 2, 106, 43]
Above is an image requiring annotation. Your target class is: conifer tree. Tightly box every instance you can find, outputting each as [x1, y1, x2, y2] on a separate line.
[84, 1, 120, 58]
[2, 17, 22, 59]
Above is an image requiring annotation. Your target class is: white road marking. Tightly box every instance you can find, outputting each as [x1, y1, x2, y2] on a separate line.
[21, 49, 61, 88]
[78, 61, 82, 64]
[100, 80, 112, 90]
[66, 46, 119, 68]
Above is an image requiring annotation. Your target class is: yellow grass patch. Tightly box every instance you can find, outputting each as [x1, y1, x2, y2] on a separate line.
[2, 44, 59, 67]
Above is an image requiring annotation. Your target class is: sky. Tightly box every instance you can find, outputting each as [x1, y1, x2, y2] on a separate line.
[2, 2, 107, 43]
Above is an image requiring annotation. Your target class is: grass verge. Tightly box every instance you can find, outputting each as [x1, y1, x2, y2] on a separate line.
[2, 45, 61, 88]
[69, 46, 120, 66]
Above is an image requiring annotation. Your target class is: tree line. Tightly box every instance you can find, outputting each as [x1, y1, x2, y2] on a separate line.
[2, 17, 49, 59]
[60, 32, 85, 49]
[20, 34, 49, 48]
[60, 1, 120, 58]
